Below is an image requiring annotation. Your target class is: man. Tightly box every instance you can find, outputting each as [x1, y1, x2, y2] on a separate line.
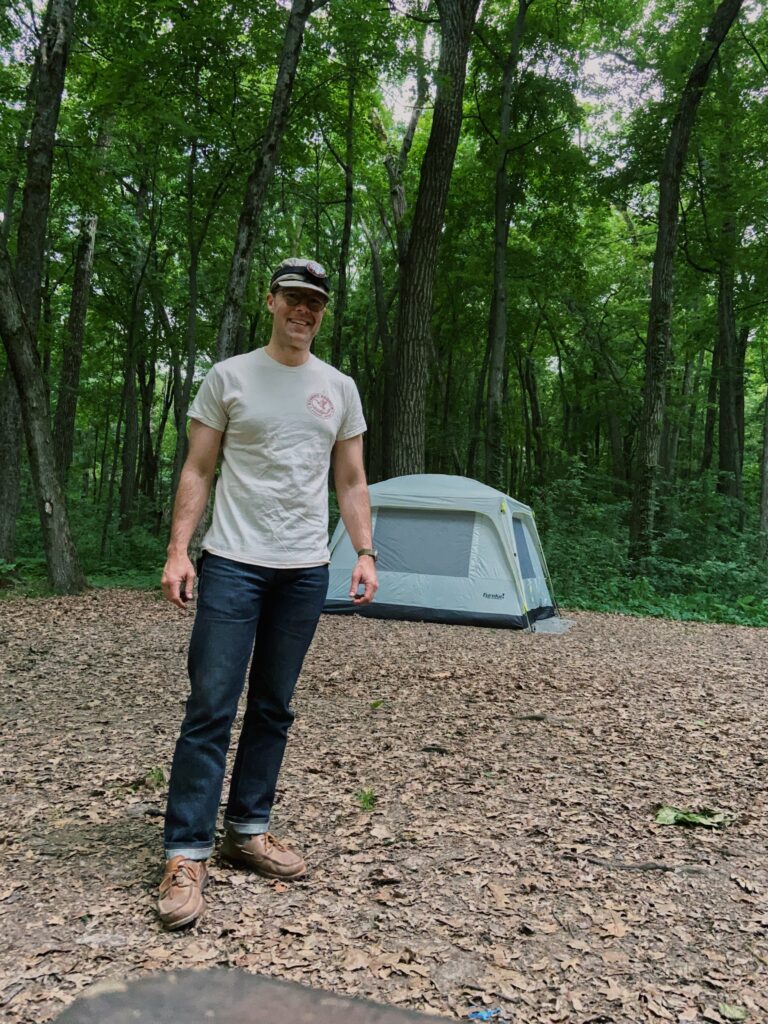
[158, 257, 378, 929]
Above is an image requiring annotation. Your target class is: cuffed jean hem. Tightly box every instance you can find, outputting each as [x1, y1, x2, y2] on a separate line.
[224, 818, 270, 836]
[165, 846, 213, 861]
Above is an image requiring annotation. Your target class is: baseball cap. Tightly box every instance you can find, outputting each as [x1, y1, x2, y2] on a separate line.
[270, 257, 331, 299]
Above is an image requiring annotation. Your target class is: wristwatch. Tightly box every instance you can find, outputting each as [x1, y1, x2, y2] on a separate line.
[357, 547, 378, 561]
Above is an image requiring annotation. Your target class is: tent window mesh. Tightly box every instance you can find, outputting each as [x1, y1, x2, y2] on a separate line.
[374, 509, 474, 577]
[513, 518, 536, 579]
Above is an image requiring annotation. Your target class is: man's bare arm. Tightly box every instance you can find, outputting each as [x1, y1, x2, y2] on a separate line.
[161, 419, 224, 609]
[332, 434, 378, 605]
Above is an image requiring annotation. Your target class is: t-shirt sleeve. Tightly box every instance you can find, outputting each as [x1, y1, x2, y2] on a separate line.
[337, 377, 367, 440]
[187, 365, 228, 432]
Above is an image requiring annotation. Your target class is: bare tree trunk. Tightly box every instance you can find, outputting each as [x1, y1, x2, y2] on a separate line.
[523, 353, 545, 486]
[662, 358, 694, 482]
[366, 37, 428, 475]
[700, 342, 719, 474]
[328, 77, 355, 369]
[681, 349, 704, 482]
[53, 213, 97, 483]
[380, 24, 429, 267]
[484, 0, 531, 490]
[716, 245, 741, 498]
[118, 329, 140, 526]
[0, 0, 83, 591]
[0, 251, 84, 590]
[0, 35, 43, 560]
[364, 225, 395, 481]
[118, 180, 150, 529]
[137, 346, 157, 501]
[216, 0, 315, 362]
[466, 337, 492, 479]
[628, 0, 744, 560]
[0, 373, 22, 561]
[390, 0, 481, 477]
[100, 397, 123, 560]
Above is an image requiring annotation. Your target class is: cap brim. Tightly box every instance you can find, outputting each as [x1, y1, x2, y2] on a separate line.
[272, 276, 329, 298]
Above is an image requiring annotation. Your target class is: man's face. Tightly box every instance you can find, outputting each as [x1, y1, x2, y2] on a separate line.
[267, 287, 327, 348]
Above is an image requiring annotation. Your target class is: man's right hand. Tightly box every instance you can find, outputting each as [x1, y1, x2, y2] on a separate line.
[161, 551, 196, 609]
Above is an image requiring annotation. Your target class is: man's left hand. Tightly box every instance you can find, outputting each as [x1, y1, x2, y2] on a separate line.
[349, 556, 378, 605]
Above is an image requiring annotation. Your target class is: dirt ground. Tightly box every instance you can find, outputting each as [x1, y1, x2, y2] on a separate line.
[0, 590, 767, 1024]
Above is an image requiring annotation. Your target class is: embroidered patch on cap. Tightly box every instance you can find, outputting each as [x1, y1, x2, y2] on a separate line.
[305, 260, 326, 279]
[307, 393, 335, 419]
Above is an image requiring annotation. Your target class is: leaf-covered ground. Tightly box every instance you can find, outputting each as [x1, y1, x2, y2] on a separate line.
[1, 590, 767, 1024]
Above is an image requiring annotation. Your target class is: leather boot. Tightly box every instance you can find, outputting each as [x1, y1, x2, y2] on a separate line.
[157, 856, 208, 929]
[220, 831, 306, 879]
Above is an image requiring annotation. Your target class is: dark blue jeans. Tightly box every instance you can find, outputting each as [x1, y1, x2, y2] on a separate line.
[164, 554, 329, 859]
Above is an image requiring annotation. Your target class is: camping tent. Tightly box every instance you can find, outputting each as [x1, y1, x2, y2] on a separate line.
[324, 474, 558, 629]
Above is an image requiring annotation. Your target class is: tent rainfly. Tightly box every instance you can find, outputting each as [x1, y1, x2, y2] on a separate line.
[324, 474, 558, 630]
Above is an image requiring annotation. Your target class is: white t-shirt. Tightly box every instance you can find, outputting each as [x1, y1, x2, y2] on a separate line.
[188, 347, 366, 568]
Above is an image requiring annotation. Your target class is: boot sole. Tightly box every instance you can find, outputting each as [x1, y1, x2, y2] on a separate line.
[161, 900, 205, 930]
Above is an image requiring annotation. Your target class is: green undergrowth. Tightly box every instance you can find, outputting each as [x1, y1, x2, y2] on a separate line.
[7, 468, 768, 626]
[535, 469, 768, 627]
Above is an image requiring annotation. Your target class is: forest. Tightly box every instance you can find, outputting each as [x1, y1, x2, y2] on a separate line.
[0, 0, 766, 624]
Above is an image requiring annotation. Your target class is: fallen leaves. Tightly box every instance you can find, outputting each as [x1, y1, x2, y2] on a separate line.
[0, 594, 766, 1024]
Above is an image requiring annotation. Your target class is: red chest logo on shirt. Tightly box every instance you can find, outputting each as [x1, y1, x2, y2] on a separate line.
[307, 392, 335, 419]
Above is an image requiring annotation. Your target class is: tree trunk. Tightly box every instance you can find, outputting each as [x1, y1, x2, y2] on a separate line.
[118, 180, 151, 529]
[389, 0, 481, 477]
[216, 0, 315, 362]
[137, 346, 157, 501]
[485, 0, 530, 490]
[607, 412, 626, 491]
[381, 25, 429, 267]
[700, 342, 719, 474]
[0, 8, 55, 562]
[53, 213, 97, 483]
[118, 328, 140, 527]
[329, 77, 355, 369]
[465, 337, 492, 480]
[662, 358, 694, 482]
[0, 251, 84, 590]
[100, 397, 124, 560]
[0, 373, 22, 562]
[364, 225, 394, 482]
[0, 0, 83, 590]
[716, 246, 741, 498]
[681, 349, 704, 482]
[523, 353, 545, 486]
[628, 0, 744, 560]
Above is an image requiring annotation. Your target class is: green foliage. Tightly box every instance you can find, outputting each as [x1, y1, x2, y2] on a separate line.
[537, 464, 768, 626]
[3, 0, 767, 628]
[0, 560, 17, 588]
[354, 788, 376, 811]
[143, 766, 167, 790]
[718, 1004, 748, 1022]
[655, 805, 732, 829]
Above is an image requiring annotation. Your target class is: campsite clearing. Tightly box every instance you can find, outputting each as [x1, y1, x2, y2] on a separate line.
[0, 590, 766, 1023]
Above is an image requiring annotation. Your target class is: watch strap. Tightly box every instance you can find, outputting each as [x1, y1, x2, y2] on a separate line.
[357, 547, 378, 561]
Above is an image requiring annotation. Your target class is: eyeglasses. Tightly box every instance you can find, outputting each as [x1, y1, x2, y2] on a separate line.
[278, 289, 328, 313]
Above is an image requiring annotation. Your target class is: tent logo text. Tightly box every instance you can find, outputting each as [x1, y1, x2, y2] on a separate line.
[483, 592, 505, 600]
